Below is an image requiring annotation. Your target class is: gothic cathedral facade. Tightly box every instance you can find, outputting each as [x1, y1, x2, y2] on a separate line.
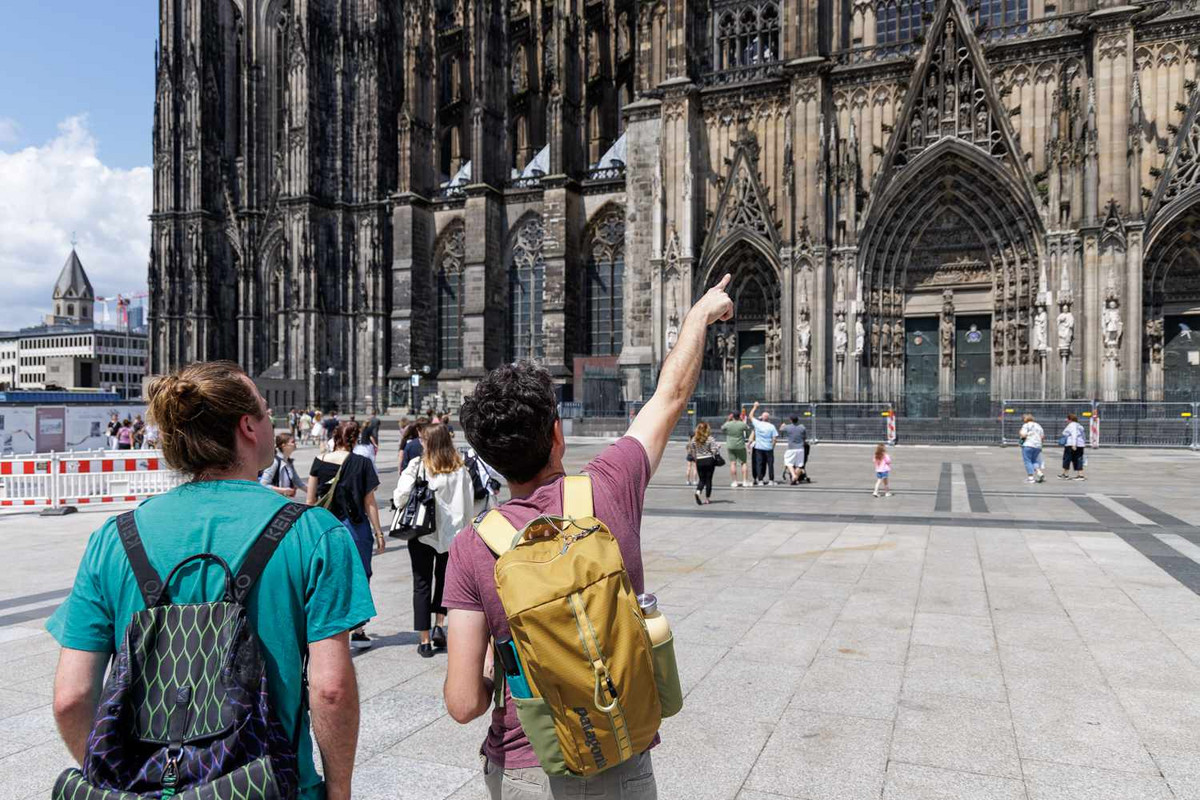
[150, 0, 1200, 412]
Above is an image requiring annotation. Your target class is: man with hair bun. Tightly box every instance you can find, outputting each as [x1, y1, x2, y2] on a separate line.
[46, 360, 375, 800]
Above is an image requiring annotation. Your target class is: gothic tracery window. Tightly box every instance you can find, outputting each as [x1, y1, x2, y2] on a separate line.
[875, 0, 1027, 45]
[585, 209, 625, 356]
[714, 2, 780, 70]
[436, 223, 465, 370]
[508, 216, 545, 362]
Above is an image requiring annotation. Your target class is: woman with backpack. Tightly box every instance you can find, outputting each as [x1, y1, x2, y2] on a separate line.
[307, 420, 384, 649]
[393, 423, 473, 658]
[260, 432, 302, 497]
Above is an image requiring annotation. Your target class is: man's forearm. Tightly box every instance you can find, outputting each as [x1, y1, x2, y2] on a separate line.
[310, 682, 360, 800]
[56, 703, 97, 764]
[653, 309, 709, 411]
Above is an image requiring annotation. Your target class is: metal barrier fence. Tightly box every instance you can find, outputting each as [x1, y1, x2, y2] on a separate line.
[627, 401, 698, 439]
[1094, 402, 1197, 449]
[1001, 401, 1200, 449]
[0, 450, 185, 510]
[811, 403, 896, 444]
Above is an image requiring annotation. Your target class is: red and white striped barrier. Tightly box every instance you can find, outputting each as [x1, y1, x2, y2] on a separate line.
[0, 450, 185, 509]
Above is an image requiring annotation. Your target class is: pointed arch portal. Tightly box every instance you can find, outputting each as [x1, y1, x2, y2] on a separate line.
[859, 142, 1042, 414]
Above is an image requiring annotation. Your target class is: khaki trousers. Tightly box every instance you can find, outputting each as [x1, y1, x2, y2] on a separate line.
[484, 752, 656, 800]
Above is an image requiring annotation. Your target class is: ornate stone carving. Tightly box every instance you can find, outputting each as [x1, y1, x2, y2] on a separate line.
[940, 289, 954, 367]
[709, 128, 778, 248]
[1057, 300, 1075, 356]
[854, 314, 865, 357]
[796, 307, 811, 364]
[435, 221, 466, 275]
[1103, 295, 1124, 363]
[1033, 304, 1049, 353]
[834, 312, 848, 355]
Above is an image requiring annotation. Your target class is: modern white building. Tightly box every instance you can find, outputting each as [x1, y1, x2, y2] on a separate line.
[0, 249, 148, 400]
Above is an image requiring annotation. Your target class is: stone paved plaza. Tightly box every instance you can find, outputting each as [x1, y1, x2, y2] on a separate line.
[3, 434, 1200, 799]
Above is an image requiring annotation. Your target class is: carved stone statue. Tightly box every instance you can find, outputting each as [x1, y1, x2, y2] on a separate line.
[665, 313, 679, 352]
[854, 317, 865, 356]
[1033, 306, 1049, 353]
[1146, 316, 1164, 364]
[1057, 303, 1075, 355]
[940, 289, 954, 367]
[892, 323, 904, 358]
[833, 315, 849, 354]
[796, 309, 811, 360]
[1102, 298, 1123, 361]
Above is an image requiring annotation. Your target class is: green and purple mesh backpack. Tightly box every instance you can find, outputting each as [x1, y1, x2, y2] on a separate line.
[52, 503, 309, 800]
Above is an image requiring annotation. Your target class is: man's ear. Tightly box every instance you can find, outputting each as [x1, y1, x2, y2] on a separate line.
[554, 418, 565, 449]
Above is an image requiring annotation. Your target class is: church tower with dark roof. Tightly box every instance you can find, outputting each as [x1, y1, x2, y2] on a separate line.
[50, 248, 95, 326]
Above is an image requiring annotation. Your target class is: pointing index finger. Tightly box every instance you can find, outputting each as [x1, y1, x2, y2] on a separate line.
[715, 273, 732, 292]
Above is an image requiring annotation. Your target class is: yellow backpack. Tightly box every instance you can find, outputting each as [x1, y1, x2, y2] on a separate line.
[476, 475, 683, 777]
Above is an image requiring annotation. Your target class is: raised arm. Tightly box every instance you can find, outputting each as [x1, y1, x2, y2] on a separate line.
[627, 274, 734, 473]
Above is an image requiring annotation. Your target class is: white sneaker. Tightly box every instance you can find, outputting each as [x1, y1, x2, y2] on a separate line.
[739, 482, 747, 487]
[1026, 476, 1036, 483]
[730, 481, 738, 487]
[885, 492, 893, 497]
[872, 492, 880, 498]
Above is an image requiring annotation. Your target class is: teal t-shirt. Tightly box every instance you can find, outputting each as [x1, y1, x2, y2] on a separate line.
[46, 480, 377, 800]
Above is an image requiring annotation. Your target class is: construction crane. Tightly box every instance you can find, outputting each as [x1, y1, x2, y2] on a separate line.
[95, 292, 148, 327]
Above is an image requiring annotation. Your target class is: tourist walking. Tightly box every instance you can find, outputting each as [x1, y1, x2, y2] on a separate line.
[1059, 413, 1087, 481]
[309, 411, 324, 446]
[399, 418, 429, 471]
[687, 422, 721, 505]
[442, 273, 733, 799]
[779, 415, 809, 485]
[260, 432, 303, 497]
[873, 443, 893, 497]
[116, 419, 134, 450]
[132, 415, 146, 448]
[394, 424, 473, 658]
[1019, 413, 1045, 483]
[722, 410, 750, 487]
[361, 409, 381, 458]
[307, 420, 385, 649]
[47, 360, 373, 800]
[748, 402, 779, 485]
[105, 413, 120, 450]
[320, 410, 339, 453]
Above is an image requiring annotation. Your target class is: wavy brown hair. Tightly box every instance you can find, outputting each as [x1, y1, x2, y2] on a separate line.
[332, 420, 361, 451]
[421, 423, 464, 475]
[145, 360, 263, 479]
[693, 421, 711, 445]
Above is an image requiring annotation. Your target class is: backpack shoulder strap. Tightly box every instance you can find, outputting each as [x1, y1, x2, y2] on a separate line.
[232, 502, 308, 604]
[476, 509, 520, 557]
[116, 511, 166, 608]
[563, 474, 593, 518]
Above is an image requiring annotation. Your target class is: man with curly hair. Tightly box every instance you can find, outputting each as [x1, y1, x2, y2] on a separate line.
[442, 275, 734, 799]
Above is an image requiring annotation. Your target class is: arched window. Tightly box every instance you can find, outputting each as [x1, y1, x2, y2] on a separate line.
[876, 0, 1027, 45]
[585, 209, 625, 356]
[274, 18, 287, 150]
[436, 223, 466, 370]
[508, 216, 545, 361]
[712, 2, 781, 70]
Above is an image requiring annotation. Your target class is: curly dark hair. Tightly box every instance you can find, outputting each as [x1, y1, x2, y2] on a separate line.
[460, 362, 558, 483]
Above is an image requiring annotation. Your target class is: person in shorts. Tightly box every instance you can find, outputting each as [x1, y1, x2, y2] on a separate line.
[1059, 413, 1087, 480]
[721, 411, 750, 487]
[779, 416, 808, 485]
[1018, 413, 1045, 483]
[441, 274, 735, 800]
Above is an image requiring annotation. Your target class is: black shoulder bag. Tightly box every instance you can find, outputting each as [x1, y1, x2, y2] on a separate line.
[390, 463, 438, 541]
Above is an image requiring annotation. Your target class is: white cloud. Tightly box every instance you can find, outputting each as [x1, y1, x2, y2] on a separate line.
[0, 118, 18, 146]
[0, 115, 151, 329]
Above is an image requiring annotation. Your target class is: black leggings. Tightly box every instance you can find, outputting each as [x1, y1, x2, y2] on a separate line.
[695, 457, 716, 498]
[753, 449, 775, 482]
[408, 537, 449, 632]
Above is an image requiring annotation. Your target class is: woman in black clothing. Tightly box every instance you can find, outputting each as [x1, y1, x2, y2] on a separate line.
[306, 420, 384, 649]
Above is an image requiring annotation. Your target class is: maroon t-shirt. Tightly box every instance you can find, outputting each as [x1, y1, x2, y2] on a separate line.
[442, 437, 653, 768]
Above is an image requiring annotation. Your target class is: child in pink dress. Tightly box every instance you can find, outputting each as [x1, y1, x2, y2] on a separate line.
[873, 443, 892, 498]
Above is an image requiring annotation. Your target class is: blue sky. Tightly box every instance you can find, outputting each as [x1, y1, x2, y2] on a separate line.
[0, 1, 157, 169]
[0, 1, 156, 328]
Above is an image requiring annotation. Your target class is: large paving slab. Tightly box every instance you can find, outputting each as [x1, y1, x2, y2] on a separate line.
[2, 433, 1200, 798]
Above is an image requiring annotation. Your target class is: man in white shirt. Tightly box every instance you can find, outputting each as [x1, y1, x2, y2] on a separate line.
[747, 401, 779, 486]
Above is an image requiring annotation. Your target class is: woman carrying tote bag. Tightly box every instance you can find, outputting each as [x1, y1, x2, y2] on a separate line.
[393, 424, 473, 658]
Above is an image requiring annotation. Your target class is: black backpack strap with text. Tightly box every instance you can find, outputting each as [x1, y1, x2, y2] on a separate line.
[231, 502, 308, 604]
[116, 511, 166, 608]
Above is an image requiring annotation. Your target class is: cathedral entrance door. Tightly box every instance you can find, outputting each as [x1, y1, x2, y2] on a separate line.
[1164, 315, 1200, 401]
[738, 331, 767, 403]
[905, 318, 939, 417]
[955, 315, 992, 417]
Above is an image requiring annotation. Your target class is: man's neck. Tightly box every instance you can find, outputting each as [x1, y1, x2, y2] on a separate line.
[197, 468, 257, 482]
[506, 461, 566, 500]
